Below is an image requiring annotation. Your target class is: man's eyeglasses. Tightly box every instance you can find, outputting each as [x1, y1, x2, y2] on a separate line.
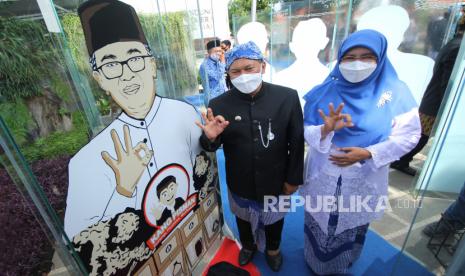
[95, 55, 152, 79]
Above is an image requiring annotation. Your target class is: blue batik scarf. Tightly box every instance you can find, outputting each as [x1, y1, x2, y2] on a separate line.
[303, 29, 417, 148]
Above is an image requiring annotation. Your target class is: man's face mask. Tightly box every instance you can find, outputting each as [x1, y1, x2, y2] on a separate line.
[210, 53, 220, 61]
[339, 60, 377, 83]
[231, 66, 263, 94]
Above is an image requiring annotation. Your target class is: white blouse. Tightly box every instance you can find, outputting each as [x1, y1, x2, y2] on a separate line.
[300, 108, 421, 235]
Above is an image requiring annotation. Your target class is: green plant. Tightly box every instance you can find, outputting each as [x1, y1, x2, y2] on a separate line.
[139, 12, 198, 96]
[96, 97, 111, 116]
[61, 14, 104, 102]
[50, 75, 72, 103]
[21, 112, 89, 162]
[0, 101, 35, 145]
[0, 17, 59, 101]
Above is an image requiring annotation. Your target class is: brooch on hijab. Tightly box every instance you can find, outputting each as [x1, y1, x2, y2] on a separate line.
[377, 91, 393, 108]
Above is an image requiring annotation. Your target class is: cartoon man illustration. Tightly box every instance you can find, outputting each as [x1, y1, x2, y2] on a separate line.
[153, 175, 185, 226]
[64, 0, 202, 241]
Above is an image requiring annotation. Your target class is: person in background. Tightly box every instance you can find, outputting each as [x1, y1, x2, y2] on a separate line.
[423, 182, 465, 237]
[221, 40, 234, 89]
[221, 39, 232, 53]
[301, 30, 420, 275]
[391, 15, 465, 176]
[196, 41, 304, 272]
[199, 39, 227, 100]
[426, 11, 450, 59]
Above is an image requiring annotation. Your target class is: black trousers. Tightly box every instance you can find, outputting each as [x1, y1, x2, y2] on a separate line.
[394, 133, 430, 167]
[235, 216, 284, 251]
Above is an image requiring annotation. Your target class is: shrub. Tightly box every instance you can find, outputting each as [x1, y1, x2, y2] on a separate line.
[21, 112, 89, 162]
[0, 100, 35, 145]
[0, 156, 71, 275]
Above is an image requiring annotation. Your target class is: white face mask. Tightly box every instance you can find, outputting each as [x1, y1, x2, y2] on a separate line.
[210, 53, 219, 61]
[231, 68, 263, 94]
[339, 60, 377, 83]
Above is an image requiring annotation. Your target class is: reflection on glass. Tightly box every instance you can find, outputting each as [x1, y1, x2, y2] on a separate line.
[356, 2, 465, 275]
[356, 5, 435, 105]
[0, 117, 86, 275]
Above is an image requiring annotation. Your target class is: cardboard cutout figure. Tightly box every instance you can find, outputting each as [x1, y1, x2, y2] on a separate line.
[274, 18, 330, 108]
[64, 1, 221, 274]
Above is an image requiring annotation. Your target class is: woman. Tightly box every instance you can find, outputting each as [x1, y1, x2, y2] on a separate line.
[301, 29, 421, 275]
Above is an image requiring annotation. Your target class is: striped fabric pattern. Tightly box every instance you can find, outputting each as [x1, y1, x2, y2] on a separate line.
[228, 190, 287, 252]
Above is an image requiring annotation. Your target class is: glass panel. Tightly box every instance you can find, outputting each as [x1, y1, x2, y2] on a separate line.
[0, 2, 94, 260]
[269, 0, 352, 106]
[0, 117, 86, 275]
[1, 0, 224, 275]
[393, 32, 465, 274]
[350, 0, 461, 105]
[229, 1, 355, 106]
[0, 1, 92, 273]
[342, 1, 462, 274]
[138, 0, 199, 99]
[191, 0, 231, 104]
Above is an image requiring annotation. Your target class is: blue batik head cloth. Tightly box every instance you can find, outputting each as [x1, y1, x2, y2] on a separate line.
[225, 41, 263, 70]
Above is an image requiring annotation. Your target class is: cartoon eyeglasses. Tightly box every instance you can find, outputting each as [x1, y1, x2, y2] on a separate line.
[96, 55, 152, 79]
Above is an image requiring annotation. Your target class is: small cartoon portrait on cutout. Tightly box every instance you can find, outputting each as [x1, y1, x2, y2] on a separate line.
[143, 164, 190, 227]
[154, 175, 185, 226]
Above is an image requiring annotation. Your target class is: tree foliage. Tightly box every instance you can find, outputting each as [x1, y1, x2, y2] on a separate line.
[228, 0, 273, 32]
[229, 0, 273, 18]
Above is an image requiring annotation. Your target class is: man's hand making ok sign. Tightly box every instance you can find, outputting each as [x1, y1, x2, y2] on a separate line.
[195, 108, 230, 142]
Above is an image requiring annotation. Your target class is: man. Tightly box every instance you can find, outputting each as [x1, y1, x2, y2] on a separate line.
[221, 39, 234, 89]
[196, 41, 304, 271]
[221, 39, 232, 52]
[65, 0, 202, 241]
[426, 12, 449, 59]
[236, 22, 275, 82]
[199, 39, 227, 100]
[391, 15, 465, 175]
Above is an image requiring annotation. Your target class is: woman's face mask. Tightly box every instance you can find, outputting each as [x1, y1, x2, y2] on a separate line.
[339, 60, 377, 83]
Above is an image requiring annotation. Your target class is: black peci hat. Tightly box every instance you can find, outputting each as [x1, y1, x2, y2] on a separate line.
[78, 0, 148, 55]
[206, 39, 221, 51]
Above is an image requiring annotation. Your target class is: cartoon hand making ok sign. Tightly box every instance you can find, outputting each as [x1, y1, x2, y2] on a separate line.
[101, 125, 153, 197]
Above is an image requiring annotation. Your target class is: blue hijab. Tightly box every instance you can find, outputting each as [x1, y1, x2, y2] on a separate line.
[303, 29, 417, 148]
